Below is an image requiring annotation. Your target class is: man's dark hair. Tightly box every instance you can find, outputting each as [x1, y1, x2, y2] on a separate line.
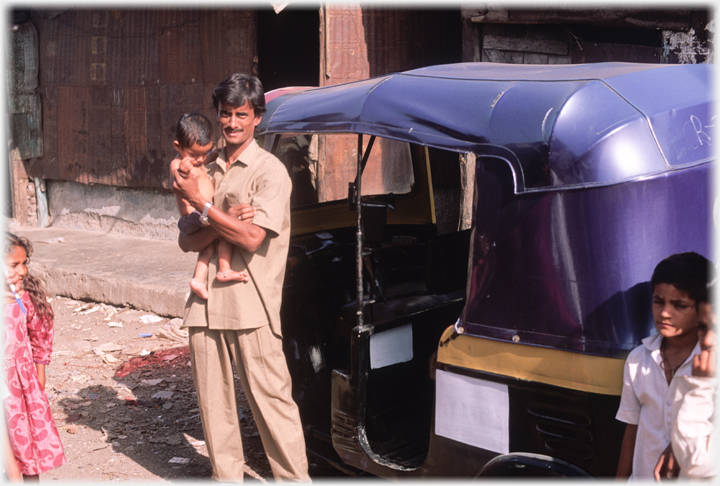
[212, 73, 266, 117]
[175, 113, 213, 148]
[651, 252, 713, 305]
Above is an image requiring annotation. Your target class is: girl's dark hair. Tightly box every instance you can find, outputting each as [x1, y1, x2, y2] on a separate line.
[211, 73, 266, 117]
[651, 251, 713, 305]
[175, 113, 213, 148]
[4, 233, 54, 326]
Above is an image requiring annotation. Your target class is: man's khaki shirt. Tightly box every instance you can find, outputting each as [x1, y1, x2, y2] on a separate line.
[183, 139, 291, 337]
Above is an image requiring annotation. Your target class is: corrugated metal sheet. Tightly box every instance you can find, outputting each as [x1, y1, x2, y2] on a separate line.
[29, 9, 256, 189]
[28, 7, 460, 191]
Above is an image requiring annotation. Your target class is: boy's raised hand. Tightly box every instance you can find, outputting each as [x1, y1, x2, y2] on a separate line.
[693, 301, 716, 377]
[177, 157, 195, 178]
[692, 346, 715, 377]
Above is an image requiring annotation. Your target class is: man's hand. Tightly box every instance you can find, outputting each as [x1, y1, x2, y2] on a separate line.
[654, 444, 680, 480]
[172, 165, 203, 210]
[227, 203, 256, 223]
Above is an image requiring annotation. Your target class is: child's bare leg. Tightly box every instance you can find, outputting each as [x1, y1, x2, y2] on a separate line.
[215, 240, 249, 282]
[3, 427, 21, 482]
[190, 244, 215, 300]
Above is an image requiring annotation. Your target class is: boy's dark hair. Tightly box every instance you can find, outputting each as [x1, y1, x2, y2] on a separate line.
[212, 73, 266, 117]
[651, 252, 713, 305]
[175, 113, 213, 148]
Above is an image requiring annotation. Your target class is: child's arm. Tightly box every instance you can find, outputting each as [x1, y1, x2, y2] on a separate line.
[616, 423, 638, 478]
[35, 363, 46, 391]
[26, 305, 53, 384]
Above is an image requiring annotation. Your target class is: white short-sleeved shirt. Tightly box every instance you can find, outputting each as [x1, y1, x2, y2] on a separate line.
[615, 332, 700, 480]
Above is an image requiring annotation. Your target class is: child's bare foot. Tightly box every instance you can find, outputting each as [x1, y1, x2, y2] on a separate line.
[215, 270, 249, 283]
[190, 278, 209, 299]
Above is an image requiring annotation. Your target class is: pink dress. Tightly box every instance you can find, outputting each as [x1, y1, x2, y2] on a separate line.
[4, 292, 66, 475]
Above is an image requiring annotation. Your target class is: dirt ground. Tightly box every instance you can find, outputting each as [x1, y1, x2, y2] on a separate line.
[38, 295, 347, 482]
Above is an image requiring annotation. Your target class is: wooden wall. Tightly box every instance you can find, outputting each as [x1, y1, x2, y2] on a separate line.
[23, 9, 257, 190]
[462, 7, 710, 65]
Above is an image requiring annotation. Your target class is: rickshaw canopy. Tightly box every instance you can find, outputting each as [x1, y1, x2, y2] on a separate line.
[258, 62, 712, 193]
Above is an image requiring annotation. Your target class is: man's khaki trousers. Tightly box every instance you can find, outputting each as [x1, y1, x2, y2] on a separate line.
[189, 325, 310, 482]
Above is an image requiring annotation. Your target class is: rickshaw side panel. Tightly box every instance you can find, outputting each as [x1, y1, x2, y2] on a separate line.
[462, 162, 710, 356]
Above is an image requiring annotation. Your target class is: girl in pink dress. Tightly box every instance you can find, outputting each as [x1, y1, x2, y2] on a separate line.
[3, 233, 65, 481]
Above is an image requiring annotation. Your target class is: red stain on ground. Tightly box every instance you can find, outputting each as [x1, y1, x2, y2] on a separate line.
[114, 346, 189, 378]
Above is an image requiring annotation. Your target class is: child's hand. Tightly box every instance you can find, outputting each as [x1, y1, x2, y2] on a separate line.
[694, 304, 716, 377]
[177, 157, 195, 177]
[692, 347, 715, 377]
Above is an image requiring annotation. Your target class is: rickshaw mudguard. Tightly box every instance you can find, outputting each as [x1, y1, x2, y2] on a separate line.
[477, 452, 592, 477]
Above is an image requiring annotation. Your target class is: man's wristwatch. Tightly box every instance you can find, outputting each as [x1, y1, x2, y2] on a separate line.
[199, 201, 212, 227]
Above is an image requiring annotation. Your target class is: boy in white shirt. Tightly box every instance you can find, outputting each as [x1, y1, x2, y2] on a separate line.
[615, 252, 711, 480]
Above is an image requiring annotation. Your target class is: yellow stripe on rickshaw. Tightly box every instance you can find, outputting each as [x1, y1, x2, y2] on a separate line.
[436, 326, 626, 396]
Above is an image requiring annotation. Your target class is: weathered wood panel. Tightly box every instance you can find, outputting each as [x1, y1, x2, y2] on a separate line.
[483, 35, 568, 55]
[481, 23, 573, 64]
[470, 8, 698, 31]
[572, 42, 663, 63]
[7, 22, 43, 160]
[28, 9, 256, 190]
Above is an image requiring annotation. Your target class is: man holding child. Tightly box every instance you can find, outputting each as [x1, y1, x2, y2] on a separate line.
[173, 73, 309, 482]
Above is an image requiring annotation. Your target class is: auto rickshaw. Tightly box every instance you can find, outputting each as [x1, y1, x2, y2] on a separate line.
[256, 62, 713, 477]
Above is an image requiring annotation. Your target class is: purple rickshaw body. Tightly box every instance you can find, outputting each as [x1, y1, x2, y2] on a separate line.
[260, 62, 713, 357]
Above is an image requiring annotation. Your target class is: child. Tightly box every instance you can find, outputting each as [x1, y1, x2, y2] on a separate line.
[667, 278, 716, 479]
[615, 252, 711, 479]
[3, 233, 66, 480]
[170, 113, 248, 300]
